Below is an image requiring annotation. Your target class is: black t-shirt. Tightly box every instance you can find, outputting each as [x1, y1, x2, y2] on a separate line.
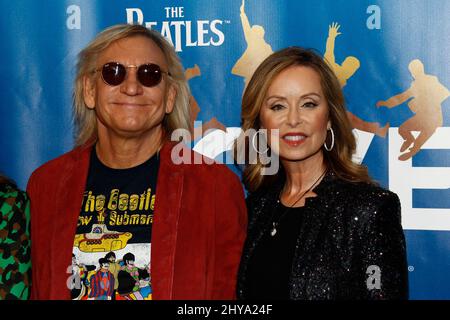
[246, 204, 305, 300]
[70, 148, 159, 300]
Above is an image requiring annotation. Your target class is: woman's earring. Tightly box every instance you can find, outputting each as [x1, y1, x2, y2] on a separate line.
[252, 130, 270, 155]
[324, 127, 335, 151]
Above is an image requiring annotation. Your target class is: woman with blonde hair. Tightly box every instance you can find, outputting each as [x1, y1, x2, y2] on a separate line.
[235, 47, 408, 299]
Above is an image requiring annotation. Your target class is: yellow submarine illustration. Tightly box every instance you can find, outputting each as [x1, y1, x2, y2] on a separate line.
[74, 223, 132, 253]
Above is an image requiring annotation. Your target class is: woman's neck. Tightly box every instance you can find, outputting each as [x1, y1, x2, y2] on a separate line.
[280, 151, 327, 205]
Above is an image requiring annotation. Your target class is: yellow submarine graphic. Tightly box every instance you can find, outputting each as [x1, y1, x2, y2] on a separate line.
[74, 223, 132, 253]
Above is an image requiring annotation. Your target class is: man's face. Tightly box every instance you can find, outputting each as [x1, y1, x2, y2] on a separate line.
[83, 35, 176, 140]
[101, 262, 110, 270]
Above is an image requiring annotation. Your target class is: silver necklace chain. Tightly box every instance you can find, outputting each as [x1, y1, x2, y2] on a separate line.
[270, 169, 327, 237]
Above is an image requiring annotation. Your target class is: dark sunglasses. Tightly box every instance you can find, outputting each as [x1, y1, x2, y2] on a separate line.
[96, 62, 170, 87]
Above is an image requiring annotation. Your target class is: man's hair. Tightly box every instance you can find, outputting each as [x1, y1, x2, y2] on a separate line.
[0, 173, 16, 187]
[122, 252, 135, 264]
[73, 24, 191, 146]
[105, 252, 116, 260]
[99, 257, 109, 267]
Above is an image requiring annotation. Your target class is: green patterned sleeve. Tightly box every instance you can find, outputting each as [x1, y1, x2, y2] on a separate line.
[0, 184, 32, 300]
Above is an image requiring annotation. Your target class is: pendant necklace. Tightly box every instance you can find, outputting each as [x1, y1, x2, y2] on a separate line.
[270, 169, 327, 237]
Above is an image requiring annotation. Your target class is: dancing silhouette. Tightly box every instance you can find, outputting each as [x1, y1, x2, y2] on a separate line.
[185, 64, 226, 141]
[325, 22, 389, 138]
[377, 59, 450, 160]
[232, 0, 273, 88]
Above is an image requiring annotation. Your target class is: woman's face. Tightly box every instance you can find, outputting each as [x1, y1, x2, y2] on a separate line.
[259, 65, 330, 162]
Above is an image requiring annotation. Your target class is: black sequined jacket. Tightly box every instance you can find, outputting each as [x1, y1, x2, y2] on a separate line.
[237, 171, 409, 300]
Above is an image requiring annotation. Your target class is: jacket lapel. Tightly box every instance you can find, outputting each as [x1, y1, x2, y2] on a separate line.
[51, 145, 92, 298]
[292, 183, 331, 266]
[152, 142, 184, 299]
[288, 172, 336, 297]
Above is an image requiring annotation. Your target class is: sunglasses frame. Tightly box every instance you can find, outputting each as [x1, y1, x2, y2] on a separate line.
[95, 62, 171, 88]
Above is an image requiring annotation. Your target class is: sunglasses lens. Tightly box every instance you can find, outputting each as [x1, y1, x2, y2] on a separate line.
[102, 62, 125, 86]
[138, 64, 163, 87]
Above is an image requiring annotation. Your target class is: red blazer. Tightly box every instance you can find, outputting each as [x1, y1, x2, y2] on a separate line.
[27, 141, 247, 300]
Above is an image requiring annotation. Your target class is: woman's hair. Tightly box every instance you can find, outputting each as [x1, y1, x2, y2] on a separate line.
[73, 24, 191, 146]
[235, 46, 372, 192]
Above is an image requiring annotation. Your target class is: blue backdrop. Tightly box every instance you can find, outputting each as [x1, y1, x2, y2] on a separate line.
[1, 0, 450, 299]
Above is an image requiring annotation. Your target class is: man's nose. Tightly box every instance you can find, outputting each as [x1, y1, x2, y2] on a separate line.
[120, 67, 144, 96]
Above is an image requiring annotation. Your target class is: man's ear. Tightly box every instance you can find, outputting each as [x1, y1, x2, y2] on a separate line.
[83, 75, 96, 109]
[165, 84, 176, 114]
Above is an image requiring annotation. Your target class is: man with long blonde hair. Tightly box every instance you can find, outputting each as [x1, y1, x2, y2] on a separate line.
[27, 24, 246, 300]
